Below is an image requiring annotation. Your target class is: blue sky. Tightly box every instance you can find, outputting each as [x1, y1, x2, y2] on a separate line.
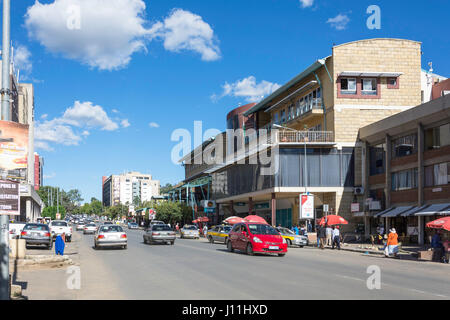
[9, 0, 450, 202]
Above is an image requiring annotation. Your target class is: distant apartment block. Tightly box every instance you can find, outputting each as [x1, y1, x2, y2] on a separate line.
[102, 172, 160, 207]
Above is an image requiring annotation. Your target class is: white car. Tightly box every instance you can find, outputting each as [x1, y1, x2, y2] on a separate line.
[180, 225, 200, 239]
[49, 220, 72, 242]
[9, 222, 26, 240]
[83, 223, 98, 234]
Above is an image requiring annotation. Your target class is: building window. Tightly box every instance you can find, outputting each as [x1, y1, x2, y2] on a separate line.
[392, 168, 418, 191]
[361, 78, 377, 95]
[274, 112, 279, 124]
[281, 110, 286, 123]
[425, 162, 450, 187]
[287, 105, 293, 121]
[340, 78, 357, 95]
[391, 134, 417, 158]
[425, 122, 450, 150]
[387, 77, 399, 89]
[369, 143, 386, 175]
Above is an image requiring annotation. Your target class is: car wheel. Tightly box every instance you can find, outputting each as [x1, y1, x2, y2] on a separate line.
[67, 236, 72, 243]
[299, 246, 304, 248]
[208, 236, 214, 243]
[227, 240, 234, 252]
[180, 234, 183, 239]
[171, 241, 175, 245]
[278, 253, 286, 257]
[287, 239, 292, 247]
[143, 237, 147, 244]
[123, 245, 127, 250]
[246, 243, 254, 256]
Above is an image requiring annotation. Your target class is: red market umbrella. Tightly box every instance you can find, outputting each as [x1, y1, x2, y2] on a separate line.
[223, 216, 246, 225]
[319, 215, 348, 226]
[192, 219, 199, 223]
[426, 217, 450, 231]
[244, 215, 268, 224]
[197, 217, 209, 223]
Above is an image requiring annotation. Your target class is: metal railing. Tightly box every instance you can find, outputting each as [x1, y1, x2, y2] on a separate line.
[277, 130, 334, 144]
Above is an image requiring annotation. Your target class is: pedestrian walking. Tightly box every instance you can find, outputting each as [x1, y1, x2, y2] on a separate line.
[332, 226, 341, 250]
[55, 234, 65, 256]
[316, 226, 320, 247]
[203, 225, 208, 238]
[293, 225, 299, 235]
[431, 231, 445, 262]
[385, 228, 399, 257]
[326, 226, 333, 246]
[175, 223, 180, 234]
[319, 225, 327, 250]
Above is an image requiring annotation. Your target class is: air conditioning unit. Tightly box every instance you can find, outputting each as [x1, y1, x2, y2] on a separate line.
[353, 187, 364, 195]
[201, 200, 216, 209]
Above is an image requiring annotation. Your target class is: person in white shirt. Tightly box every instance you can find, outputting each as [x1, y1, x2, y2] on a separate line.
[332, 226, 341, 250]
[326, 226, 333, 246]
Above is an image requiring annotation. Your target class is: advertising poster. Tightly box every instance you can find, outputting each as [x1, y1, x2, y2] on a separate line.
[0, 180, 20, 216]
[0, 120, 29, 181]
[300, 194, 314, 219]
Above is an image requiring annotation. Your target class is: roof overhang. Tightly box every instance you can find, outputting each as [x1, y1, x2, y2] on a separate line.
[338, 71, 403, 78]
[243, 57, 330, 117]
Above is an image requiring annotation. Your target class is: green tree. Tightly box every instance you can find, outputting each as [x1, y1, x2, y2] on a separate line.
[154, 201, 182, 225]
[160, 183, 174, 194]
[42, 206, 66, 220]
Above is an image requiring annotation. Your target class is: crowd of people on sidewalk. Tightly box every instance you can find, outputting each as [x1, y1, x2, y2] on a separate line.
[316, 225, 341, 250]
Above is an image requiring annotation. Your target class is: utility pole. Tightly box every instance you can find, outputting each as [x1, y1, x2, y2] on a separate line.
[0, 0, 11, 300]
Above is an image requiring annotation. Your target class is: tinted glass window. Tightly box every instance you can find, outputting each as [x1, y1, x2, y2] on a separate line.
[51, 221, 67, 227]
[100, 226, 123, 233]
[247, 224, 279, 235]
[152, 225, 171, 231]
[24, 224, 49, 231]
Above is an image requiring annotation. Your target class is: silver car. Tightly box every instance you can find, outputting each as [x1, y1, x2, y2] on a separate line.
[76, 221, 85, 231]
[20, 223, 53, 250]
[94, 225, 127, 250]
[143, 224, 176, 245]
[83, 223, 98, 234]
[276, 227, 309, 248]
[180, 225, 200, 239]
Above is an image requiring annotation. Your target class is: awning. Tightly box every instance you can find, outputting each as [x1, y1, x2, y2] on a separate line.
[400, 205, 429, 217]
[415, 203, 450, 216]
[381, 206, 414, 218]
[373, 207, 394, 217]
[338, 71, 403, 78]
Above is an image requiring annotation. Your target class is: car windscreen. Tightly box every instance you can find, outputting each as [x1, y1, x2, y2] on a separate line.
[184, 225, 198, 230]
[51, 221, 67, 227]
[223, 226, 232, 232]
[152, 225, 171, 231]
[86, 224, 96, 227]
[24, 224, 49, 231]
[248, 224, 279, 235]
[279, 228, 294, 235]
[99, 226, 123, 233]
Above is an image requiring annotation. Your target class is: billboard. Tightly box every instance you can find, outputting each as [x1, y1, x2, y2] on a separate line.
[299, 194, 314, 219]
[0, 121, 29, 181]
[0, 180, 20, 216]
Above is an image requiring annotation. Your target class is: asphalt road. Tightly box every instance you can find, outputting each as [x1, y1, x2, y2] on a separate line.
[18, 227, 450, 300]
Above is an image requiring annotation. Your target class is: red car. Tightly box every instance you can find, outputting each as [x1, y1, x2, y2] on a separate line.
[227, 222, 288, 257]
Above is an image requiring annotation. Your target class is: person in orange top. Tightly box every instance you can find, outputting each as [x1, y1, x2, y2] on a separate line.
[384, 228, 399, 257]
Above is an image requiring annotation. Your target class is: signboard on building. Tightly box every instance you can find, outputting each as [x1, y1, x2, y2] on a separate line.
[323, 204, 329, 213]
[369, 201, 381, 211]
[351, 203, 360, 213]
[299, 194, 314, 219]
[0, 180, 20, 216]
[0, 121, 29, 181]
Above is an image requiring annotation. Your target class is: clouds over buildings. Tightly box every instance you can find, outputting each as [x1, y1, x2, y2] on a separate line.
[212, 76, 281, 103]
[25, 0, 220, 70]
[35, 101, 127, 151]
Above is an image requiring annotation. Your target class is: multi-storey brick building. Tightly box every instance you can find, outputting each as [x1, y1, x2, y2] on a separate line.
[359, 94, 450, 245]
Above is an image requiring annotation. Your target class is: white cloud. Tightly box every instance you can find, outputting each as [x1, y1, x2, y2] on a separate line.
[121, 119, 131, 128]
[25, 1, 221, 70]
[40, 114, 48, 119]
[43, 172, 56, 179]
[14, 45, 33, 77]
[35, 101, 120, 151]
[62, 101, 119, 131]
[150, 9, 221, 61]
[112, 109, 119, 113]
[149, 122, 160, 128]
[213, 76, 281, 102]
[299, 0, 314, 8]
[326, 14, 350, 30]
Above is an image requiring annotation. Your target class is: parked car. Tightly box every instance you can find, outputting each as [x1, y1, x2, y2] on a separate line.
[9, 222, 26, 240]
[76, 221, 86, 231]
[128, 223, 139, 230]
[276, 227, 308, 248]
[207, 225, 232, 244]
[228, 222, 287, 257]
[180, 225, 199, 239]
[143, 224, 176, 245]
[94, 225, 127, 249]
[150, 220, 165, 226]
[20, 223, 53, 250]
[49, 220, 73, 242]
[83, 223, 98, 234]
